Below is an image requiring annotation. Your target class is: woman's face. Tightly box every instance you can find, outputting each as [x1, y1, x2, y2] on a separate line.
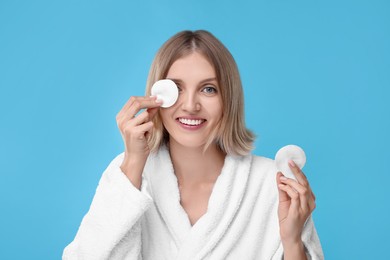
[160, 52, 223, 150]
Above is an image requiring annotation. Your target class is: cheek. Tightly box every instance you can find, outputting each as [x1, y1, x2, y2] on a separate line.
[159, 108, 174, 126]
[207, 99, 223, 120]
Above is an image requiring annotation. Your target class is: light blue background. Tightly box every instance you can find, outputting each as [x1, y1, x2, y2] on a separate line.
[0, 0, 389, 259]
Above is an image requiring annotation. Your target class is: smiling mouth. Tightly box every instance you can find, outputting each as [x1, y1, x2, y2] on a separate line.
[177, 118, 206, 126]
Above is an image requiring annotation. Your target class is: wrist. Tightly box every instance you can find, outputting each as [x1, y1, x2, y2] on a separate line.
[282, 240, 307, 260]
[282, 238, 304, 249]
[120, 154, 148, 189]
[122, 153, 148, 168]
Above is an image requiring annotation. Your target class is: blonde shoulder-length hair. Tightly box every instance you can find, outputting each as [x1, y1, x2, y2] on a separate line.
[145, 30, 255, 156]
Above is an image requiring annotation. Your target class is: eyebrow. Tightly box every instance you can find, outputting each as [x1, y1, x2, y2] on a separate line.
[168, 77, 217, 85]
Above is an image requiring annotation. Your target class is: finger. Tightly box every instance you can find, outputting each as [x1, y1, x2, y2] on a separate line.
[308, 191, 316, 212]
[286, 161, 317, 213]
[119, 96, 162, 120]
[277, 172, 290, 202]
[280, 176, 312, 212]
[288, 160, 309, 186]
[117, 96, 147, 121]
[279, 176, 309, 194]
[130, 121, 154, 140]
[127, 97, 162, 119]
[128, 107, 160, 129]
[118, 96, 150, 119]
[278, 183, 300, 213]
[121, 96, 154, 112]
[146, 107, 160, 121]
[308, 190, 316, 212]
[131, 110, 153, 126]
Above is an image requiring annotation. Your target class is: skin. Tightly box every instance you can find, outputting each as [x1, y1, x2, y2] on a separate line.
[116, 51, 315, 259]
[161, 52, 225, 225]
[277, 161, 316, 260]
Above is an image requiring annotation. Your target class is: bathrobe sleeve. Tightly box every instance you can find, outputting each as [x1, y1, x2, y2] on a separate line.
[272, 215, 324, 260]
[63, 154, 153, 260]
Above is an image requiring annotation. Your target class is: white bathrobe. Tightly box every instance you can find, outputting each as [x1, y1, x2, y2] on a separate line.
[63, 146, 324, 259]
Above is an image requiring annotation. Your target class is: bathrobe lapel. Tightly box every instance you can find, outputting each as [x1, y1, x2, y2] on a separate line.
[146, 146, 192, 246]
[147, 146, 253, 260]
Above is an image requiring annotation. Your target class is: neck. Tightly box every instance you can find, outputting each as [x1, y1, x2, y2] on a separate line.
[168, 141, 226, 185]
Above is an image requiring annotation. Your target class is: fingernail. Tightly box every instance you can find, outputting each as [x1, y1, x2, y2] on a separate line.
[288, 160, 296, 168]
[156, 99, 163, 103]
[280, 176, 288, 181]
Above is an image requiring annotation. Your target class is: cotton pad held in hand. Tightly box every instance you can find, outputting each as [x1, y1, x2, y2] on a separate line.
[151, 79, 178, 108]
[275, 145, 306, 179]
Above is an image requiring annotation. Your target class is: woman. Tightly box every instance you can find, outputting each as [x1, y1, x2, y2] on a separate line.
[63, 30, 323, 259]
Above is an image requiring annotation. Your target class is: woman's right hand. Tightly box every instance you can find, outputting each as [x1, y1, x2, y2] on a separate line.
[116, 96, 162, 188]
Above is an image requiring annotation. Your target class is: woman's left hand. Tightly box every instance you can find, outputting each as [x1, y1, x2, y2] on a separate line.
[276, 160, 316, 246]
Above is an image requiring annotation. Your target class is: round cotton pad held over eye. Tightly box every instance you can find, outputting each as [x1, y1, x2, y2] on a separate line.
[151, 79, 178, 108]
[275, 145, 306, 179]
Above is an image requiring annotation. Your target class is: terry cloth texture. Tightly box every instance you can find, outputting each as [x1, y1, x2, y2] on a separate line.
[63, 146, 324, 259]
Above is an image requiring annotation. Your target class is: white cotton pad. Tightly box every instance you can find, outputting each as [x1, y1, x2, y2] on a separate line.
[275, 145, 306, 179]
[151, 79, 178, 108]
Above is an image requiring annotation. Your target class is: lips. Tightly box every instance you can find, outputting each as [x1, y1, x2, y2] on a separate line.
[177, 117, 206, 126]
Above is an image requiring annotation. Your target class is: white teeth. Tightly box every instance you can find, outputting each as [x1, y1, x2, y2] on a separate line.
[178, 118, 204, 126]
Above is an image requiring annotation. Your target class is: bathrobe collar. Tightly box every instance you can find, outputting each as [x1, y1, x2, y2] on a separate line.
[145, 145, 253, 259]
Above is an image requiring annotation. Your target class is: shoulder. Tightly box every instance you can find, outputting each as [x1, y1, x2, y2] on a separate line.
[97, 152, 125, 184]
[228, 153, 276, 177]
[251, 154, 277, 173]
[247, 154, 278, 189]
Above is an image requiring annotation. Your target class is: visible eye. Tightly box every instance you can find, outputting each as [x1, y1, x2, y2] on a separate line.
[175, 83, 182, 93]
[202, 85, 217, 95]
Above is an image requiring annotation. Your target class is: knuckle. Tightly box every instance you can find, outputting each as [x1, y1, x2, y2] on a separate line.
[141, 111, 150, 121]
[115, 114, 122, 123]
[123, 126, 134, 135]
[145, 114, 150, 123]
[133, 101, 141, 110]
[291, 210, 300, 219]
[117, 121, 124, 130]
[291, 192, 299, 200]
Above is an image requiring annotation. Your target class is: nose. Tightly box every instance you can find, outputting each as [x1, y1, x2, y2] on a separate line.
[180, 91, 200, 113]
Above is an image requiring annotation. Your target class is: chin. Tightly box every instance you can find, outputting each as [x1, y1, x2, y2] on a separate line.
[170, 136, 208, 150]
